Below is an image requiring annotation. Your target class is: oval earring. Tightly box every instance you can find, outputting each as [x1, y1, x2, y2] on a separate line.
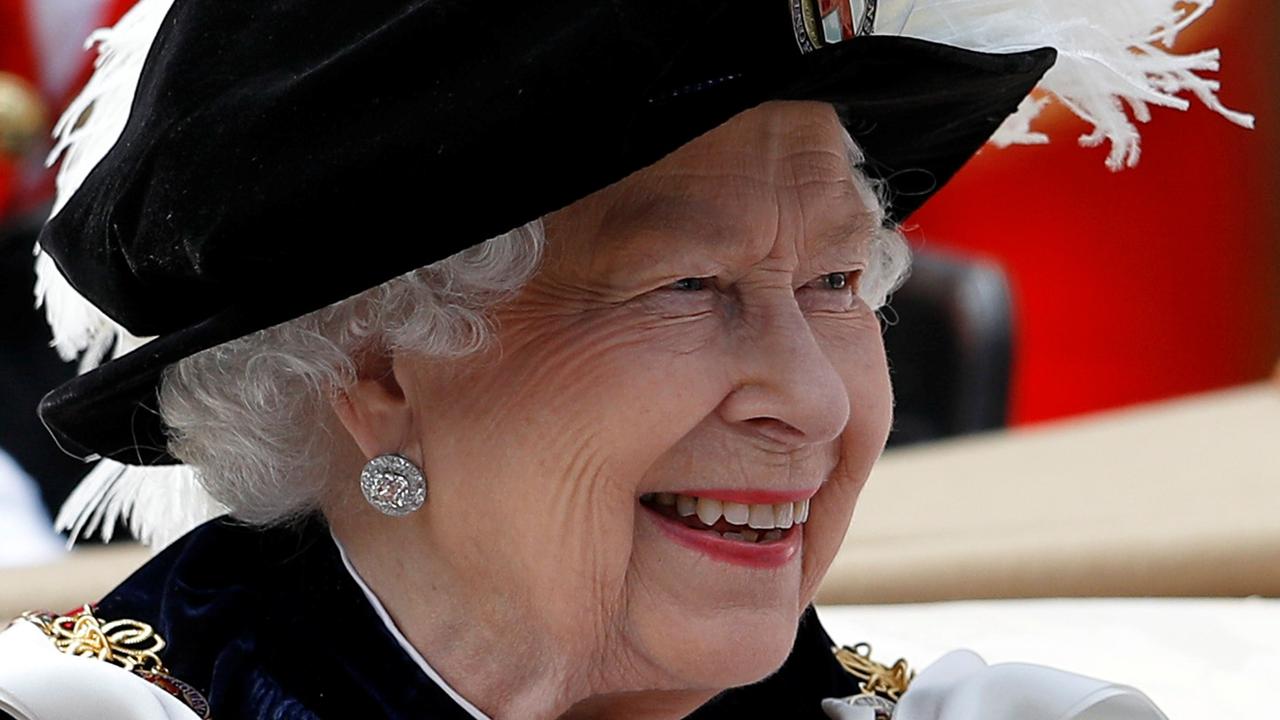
[360, 453, 427, 517]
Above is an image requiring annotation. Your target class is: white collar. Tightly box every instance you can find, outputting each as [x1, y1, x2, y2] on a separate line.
[331, 531, 493, 720]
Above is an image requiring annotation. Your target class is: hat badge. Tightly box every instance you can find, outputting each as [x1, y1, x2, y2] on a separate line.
[791, 0, 877, 54]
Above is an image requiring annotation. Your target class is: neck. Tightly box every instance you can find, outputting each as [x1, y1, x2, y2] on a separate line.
[328, 512, 717, 719]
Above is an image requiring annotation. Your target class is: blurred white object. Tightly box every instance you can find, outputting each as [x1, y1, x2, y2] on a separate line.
[818, 597, 1280, 718]
[26, 0, 109, 102]
[0, 450, 64, 568]
[822, 647, 1165, 720]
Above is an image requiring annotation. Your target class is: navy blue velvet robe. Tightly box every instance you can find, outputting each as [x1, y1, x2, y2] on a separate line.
[93, 517, 864, 718]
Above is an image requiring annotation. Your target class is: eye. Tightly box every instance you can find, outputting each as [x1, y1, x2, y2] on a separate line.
[812, 271, 860, 292]
[669, 277, 711, 292]
[797, 270, 863, 314]
[822, 272, 850, 290]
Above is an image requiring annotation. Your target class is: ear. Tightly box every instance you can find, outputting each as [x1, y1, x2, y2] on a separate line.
[331, 348, 418, 463]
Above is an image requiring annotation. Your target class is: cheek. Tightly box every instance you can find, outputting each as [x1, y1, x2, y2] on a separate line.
[798, 319, 891, 602]
[507, 309, 730, 462]
[811, 313, 893, 452]
[413, 310, 732, 608]
[444, 308, 724, 464]
[841, 330, 893, 459]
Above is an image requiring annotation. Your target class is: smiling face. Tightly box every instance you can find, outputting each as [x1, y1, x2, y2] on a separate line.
[331, 101, 894, 716]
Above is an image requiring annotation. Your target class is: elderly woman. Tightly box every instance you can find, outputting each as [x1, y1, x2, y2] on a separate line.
[0, 1, 1250, 719]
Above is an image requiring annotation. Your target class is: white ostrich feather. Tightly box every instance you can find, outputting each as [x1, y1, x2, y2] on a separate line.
[880, 0, 1255, 170]
[32, 250, 144, 371]
[55, 460, 227, 550]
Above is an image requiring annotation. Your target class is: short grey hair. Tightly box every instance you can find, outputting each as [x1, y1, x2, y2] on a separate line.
[159, 130, 911, 525]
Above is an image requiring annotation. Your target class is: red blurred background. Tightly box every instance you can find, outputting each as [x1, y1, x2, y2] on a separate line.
[910, 2, 1280, 424]
[3, 0, 1277, 426]
[1, 0, 137, 216]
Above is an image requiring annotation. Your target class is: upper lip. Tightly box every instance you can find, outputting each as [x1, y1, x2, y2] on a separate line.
[645, 487, 820, 505]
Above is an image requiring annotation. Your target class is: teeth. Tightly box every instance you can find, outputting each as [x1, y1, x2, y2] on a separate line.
[650, 493, 814, 529]
[723, 502, 750, 525]
[695, 498, 723, 526]
[774, 502, 794, 529]
[722, 529, 768, 543]
[763, 530, 783, 542]
[676, 495, 697, 517]
[748, 503, 776, 530]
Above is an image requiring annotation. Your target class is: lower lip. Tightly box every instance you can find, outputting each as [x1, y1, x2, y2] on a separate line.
[642, 504, 802, 569]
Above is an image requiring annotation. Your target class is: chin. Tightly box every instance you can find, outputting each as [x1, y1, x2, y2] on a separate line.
[645, 599, 804, 692]
[624, 579, 803, 691]
[624, 497, 816, 690]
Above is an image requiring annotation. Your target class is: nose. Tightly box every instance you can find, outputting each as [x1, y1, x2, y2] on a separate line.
[718, 295, 851, 448]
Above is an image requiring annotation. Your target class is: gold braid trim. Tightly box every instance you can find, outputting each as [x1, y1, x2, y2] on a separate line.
[21, 605, 168, 675]
[833, 642, 915, 701]
[16, 605, 212, 717]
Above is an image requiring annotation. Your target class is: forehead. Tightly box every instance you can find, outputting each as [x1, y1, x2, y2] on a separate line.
[547, 101, 875, 258]
[647, 102, 853, 182]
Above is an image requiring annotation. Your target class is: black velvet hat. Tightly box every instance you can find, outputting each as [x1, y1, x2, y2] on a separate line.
[36, 0, 1059, 464]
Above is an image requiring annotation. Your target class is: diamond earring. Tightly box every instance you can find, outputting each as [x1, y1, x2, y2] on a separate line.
[360, 453, 427, 517]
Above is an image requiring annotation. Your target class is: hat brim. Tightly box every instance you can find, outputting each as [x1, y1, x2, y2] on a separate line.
[40, 36, 1055, 464]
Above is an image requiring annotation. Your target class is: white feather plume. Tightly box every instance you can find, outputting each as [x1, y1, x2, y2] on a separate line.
[33, 251, 141, 371]
[879, 0, 1255, 170]
[55, 460, 227, 550]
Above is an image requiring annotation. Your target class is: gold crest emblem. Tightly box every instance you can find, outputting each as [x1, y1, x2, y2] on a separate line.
[791, 0, 878, 54]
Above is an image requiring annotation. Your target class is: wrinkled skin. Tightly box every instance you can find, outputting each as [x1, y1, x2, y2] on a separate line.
[328, 101, 894, 720]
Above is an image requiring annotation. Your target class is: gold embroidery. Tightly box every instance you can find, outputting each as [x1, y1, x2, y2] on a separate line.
[21, 605, 168, 674]
[17, 605, 212, 718]
[833, 642, 914, 701]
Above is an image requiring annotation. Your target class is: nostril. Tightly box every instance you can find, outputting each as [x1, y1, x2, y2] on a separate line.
[742, 417, 806, 444]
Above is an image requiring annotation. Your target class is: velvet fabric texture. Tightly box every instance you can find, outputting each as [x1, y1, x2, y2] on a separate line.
[36, 0, 1055, 464]
[94, 518, 868, 718]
